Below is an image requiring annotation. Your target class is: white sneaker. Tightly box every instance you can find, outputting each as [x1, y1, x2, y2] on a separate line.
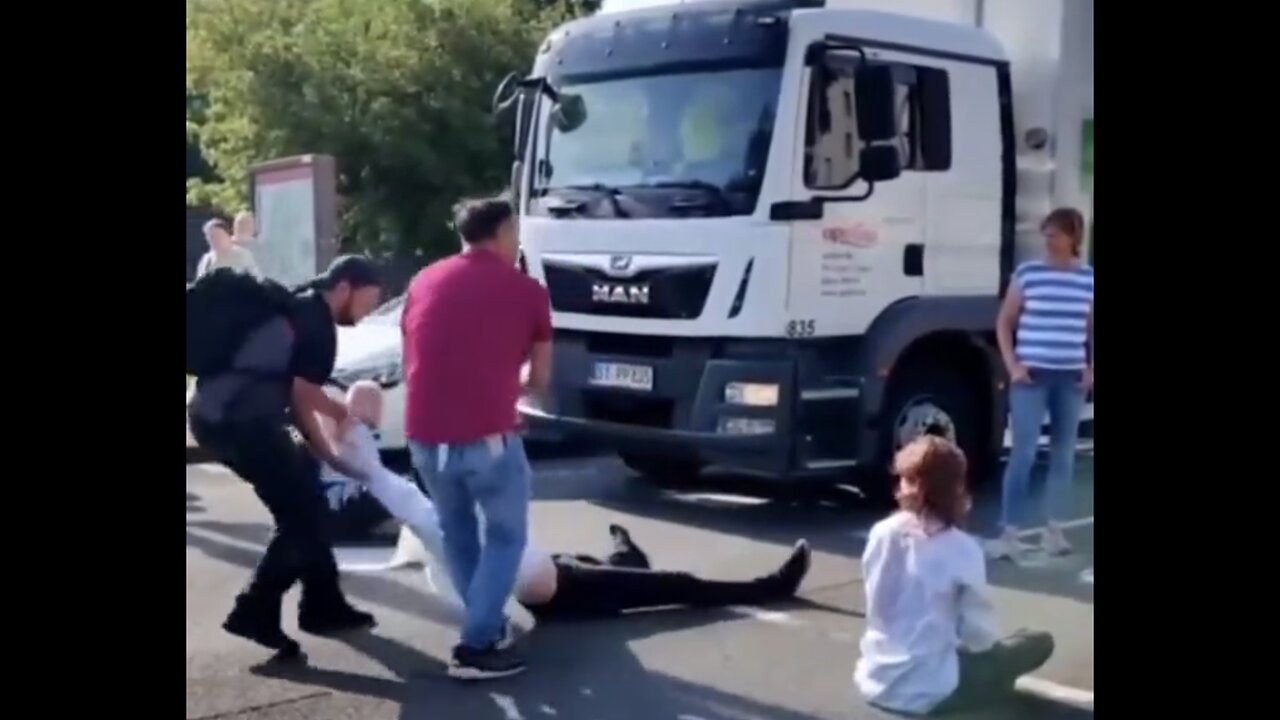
[985, 528, 1030, 560]
[496, 620, 517, 651]
[1042, 524, 1074, 556]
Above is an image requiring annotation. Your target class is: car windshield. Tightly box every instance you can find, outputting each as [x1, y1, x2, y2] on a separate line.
[362, 295, 405, 326]
[536, 67, 782, 201]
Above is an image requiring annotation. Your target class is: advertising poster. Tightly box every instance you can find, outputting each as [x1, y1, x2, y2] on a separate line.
[253, 165, 318, 288]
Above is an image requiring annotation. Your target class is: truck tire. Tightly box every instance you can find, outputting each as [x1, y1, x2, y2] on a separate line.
[620, 452, 703, 483]
[865, 363, 991, 504]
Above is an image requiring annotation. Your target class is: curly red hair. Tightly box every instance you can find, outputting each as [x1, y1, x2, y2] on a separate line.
[893, 435, 971, 528]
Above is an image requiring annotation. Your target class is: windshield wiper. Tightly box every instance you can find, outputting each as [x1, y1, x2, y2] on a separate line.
[542, 183, 632, 218]
[634, 180, 730, 210]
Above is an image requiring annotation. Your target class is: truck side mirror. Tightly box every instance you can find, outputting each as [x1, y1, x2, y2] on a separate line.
[854, 64, 898, 143]
[859, 145, 901, 182]
[552, 93, 587, 133]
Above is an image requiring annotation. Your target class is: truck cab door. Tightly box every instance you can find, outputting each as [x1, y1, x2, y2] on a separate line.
[784, 46, 927, 339]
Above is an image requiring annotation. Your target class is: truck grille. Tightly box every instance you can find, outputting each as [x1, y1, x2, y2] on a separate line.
[585, 332, 674, 359]
[543, 262, 716, 320]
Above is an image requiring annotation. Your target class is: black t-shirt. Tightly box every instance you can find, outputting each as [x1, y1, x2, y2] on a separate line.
[289, 289, 338, 386]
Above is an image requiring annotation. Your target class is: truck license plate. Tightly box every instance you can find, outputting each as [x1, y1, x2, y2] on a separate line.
[590, 362, 654, 392]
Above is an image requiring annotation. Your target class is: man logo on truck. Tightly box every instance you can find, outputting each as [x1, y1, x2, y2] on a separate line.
[592, 283, 650, 305]
[608, 255, 634, 274]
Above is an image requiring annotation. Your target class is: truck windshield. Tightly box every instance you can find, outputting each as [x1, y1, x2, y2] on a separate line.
[535, 67, 782, 214]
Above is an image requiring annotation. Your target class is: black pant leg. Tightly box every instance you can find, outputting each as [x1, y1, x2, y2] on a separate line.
[933, 631, 1056, 715]
[533, 560, 778, 619]
[196, 419, 342, 602]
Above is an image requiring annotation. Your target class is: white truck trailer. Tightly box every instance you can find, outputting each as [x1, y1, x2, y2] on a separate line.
[504, 0, 1093, 492]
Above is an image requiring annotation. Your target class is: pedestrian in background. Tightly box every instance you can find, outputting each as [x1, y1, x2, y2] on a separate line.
[401, 195, 553, 680]
[233, 210, 258, 247]
[196, 218, 259, 278]
[990, 208, 1094, 559]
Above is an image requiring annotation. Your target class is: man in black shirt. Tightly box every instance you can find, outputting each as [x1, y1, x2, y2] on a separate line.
[190, 256, 383, 659]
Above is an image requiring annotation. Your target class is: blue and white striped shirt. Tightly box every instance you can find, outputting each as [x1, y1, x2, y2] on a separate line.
[1013, 261, 1094, 371]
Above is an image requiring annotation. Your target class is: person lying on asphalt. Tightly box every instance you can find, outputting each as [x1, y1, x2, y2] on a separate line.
[854, 435, 1054, 716]
[325, 381, 812, 630]
[321, 380, 536, 634]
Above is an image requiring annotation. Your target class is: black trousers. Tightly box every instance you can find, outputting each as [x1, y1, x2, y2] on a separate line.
[190, 416, 343, 606]
[525, 545, 783, 620]
[932, 630, 1056, 715]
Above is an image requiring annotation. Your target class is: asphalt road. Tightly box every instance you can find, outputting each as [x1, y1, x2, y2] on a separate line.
[186, 451, 1094, 720]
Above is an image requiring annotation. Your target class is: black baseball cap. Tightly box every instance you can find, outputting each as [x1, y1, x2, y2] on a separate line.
[313, 254, 381, 290]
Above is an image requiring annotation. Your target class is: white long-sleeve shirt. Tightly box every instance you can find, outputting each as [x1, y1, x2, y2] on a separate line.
[321, 423, 546, 627]
[853, 512, 1000, 715]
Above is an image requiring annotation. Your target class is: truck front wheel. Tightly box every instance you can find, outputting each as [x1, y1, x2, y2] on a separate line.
[866, 364, 991, 503]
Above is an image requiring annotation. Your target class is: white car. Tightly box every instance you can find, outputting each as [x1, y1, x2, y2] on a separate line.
[330, 295, 410, 469]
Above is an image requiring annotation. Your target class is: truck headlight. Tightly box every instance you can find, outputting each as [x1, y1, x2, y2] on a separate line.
[717, 417, 776, 436]
[333, 361, 403, 388]
[724, 382, 779, 407]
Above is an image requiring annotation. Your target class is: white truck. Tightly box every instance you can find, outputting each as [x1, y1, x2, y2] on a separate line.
[503, 0, 1093, 492]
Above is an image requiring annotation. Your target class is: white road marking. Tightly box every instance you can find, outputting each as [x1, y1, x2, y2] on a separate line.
[1016, 676, 1094, 711]
[675, 493, 770, 507]
[489, 693, 525, 720]
[734, 606, 801, 625]
[186, 525, 262, 553]
[1079, 567, 1094, 585]
[1015, 515, 1094, 540]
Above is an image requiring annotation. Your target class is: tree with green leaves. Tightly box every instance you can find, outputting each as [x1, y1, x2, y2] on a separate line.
[187, 0, 583, 261]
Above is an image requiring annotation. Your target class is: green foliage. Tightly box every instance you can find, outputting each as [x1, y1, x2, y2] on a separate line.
[187, 0, 580, 260]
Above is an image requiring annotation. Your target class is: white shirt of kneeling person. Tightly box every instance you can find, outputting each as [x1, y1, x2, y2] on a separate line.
[855, 435, 1055, 716]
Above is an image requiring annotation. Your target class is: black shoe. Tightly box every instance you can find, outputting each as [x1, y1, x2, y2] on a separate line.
[608, 523, 650, 569]
[223, 596, 301, 657]
[765, 540, 812, 597]
[298, 599, 377, 636]
[448, 643, 527, 681]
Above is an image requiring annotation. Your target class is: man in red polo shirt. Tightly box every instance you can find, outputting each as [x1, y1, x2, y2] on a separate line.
[401, 195, 552, 680]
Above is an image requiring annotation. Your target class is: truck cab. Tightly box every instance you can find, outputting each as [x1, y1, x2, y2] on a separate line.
[504, 0, 1092, 491]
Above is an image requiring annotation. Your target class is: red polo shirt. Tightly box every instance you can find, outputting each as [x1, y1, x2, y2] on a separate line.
[402, 249, 552, 444]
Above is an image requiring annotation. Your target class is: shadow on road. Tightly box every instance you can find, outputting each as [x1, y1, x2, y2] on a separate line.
[186, 523, 464, 629]
[189, 522, 832, 720]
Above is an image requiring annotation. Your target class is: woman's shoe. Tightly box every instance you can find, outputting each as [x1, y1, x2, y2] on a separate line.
[985, 527, 1031, 560]
[1042, 523, 1074, 556]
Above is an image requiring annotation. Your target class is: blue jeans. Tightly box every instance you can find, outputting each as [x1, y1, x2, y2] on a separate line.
[409, 434, 531, 649]
[1000, 369, 1086, 528]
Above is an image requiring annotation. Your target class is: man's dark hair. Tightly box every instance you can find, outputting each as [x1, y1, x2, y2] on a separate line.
[453, 195, 514, 244]
[203, 218, 231, 235]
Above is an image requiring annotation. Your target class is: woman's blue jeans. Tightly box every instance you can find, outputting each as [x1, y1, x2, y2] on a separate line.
[1000, 369, 1086, 528]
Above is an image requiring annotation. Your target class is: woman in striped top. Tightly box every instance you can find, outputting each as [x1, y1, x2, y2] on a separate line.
[991, 208, 1094, 559]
